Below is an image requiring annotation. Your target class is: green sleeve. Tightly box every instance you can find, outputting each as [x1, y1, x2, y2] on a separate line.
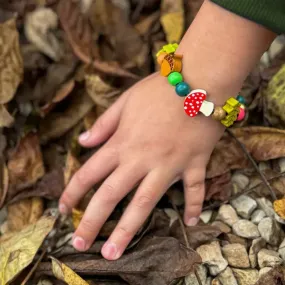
[211, 0, 285, 34]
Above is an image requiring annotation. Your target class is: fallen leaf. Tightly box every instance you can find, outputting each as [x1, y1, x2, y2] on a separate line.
[134, 12, 160, 36]
[38, 236, 201, 285]
[7, 197, 44, 232]
[84, 108, 97, 130]
[64, 151, 81, 186]
[207, 127, 285, 179]
[51, 257, 89, 285]
[255, 265, 285, 285]
[160, 0, 185, 43]
[0, 215, 56, 285]
[25, 7, 63, 61]
[72, 208, 84, 230]
[8, 132, 45, 189]
[170, 222, 222, 249]
[185, 0, 204, 26]
[0, 105, 14, 127]
[39, 91, 94, 143]
[85, 74, 121, 109]
[274, 198, 285, 220]
[0, 162, 8, 208]
[57, 0, 137, 78]
[0, 17, 23, 104]
[7, 168, 64, 204]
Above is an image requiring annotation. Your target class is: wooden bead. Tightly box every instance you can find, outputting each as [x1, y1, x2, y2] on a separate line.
[212, 106, 227, 121]
[157, 52, 167, 65]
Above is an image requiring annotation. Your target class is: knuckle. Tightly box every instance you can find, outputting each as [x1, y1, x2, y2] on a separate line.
[74, 168, 91, 188]
[134, 194, 153, 209]
[185, 181, 204, 193]
[100, 183, 118, 204]
[116, 226, 133, 239]
[80, 218, 96, 233]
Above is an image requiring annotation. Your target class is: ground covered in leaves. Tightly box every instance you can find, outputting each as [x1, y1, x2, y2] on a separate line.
[1, 0, 285, 284]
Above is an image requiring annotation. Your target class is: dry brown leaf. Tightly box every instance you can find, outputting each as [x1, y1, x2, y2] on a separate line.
[134, 12, 160, 36]
[84, 107, 97, 130]
[25, 7, 63, 61]
[39, 92, 94, 143]
[72, 208, 84, 230]
[207, 127, 285, 179]
[161, 0, 184, 43]
[0, 215, 56, 285]
[8, 132, 45, 189]
[0, 104, 14, 127]
[85, 74, 121, 109]
[274, 198, 285, 220]
[51, 257, 89, 285]
[64, 152, 81, 186]
[0, 17, 23, 104]
[0, 162, 9, 209]
[7, 197, 44, 232]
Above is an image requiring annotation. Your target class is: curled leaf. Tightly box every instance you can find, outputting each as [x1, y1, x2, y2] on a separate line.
[25, 7, 63, 61]
[51, 257, 89, 285]
[0, 215, 56, 285]
[8, 132, 45, 189]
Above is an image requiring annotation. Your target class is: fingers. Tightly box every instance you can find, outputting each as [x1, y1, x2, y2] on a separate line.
[72, 164, 145, 251]
[79, 91, 130, 147]
[101, 169, 173, 260]
[59, 147, 118, 213]
[183, 168, 206, 226]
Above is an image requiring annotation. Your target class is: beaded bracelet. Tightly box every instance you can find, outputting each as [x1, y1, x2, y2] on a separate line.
[156, 43, 246, 127]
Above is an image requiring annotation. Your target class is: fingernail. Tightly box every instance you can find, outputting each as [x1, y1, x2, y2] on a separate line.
[186, 217, 198, 226]
[102, 242, 118, 260]
[73, 236, 86, 251]
[59, 203, 68, 214]
[79, 131, 90, 142]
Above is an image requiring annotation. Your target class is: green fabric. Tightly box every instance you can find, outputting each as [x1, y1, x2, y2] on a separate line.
[211, 0, 285, 34]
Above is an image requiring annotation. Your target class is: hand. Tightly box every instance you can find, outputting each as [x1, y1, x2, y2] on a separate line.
[59, 73, 225, 260]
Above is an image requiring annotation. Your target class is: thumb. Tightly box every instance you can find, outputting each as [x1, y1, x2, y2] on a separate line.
[79, 91, 130, 147]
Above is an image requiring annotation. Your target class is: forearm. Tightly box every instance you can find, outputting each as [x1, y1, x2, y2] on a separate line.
[177, 0, 276, 105]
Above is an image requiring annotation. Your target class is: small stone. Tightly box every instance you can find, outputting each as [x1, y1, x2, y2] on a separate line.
[232, 269, 259, 285]
[222, 243, 250, 268]
[275, 213, 285, 225]
[251, 209, 266, 225]
[196, 241, 228, 276]
[205, 277, 212, 285]
[224, 233, 247, 248]
[259, 267, 272, 278]
[258, 249, 282, 268]
[211, 279, 220, 285]
[259, 162, 270, 171]
[249, 238, 266, 268]
[230, 195, 257, 219]
[267, 244, 278, 251]
[218, 267, 238, 285]
[212, 221, 231, 233]
[200, 210, 213, 224]
[231, 173, 249, 190]
[256, 198, 275, 218]
[217, 205, 239, 227]
[278, 238, 285, 260]
[232, 220, 260, 239]
[278, 157, 285, 173]
[185, 264, 207, 285]
[258, 217, 284, 246]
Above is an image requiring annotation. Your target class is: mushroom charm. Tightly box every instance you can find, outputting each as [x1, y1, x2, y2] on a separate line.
[184, 89, 214, 117]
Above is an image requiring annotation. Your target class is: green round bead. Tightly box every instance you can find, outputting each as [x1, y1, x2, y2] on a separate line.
[237, 95, 246, 105]
[167, 72, 183, 86]
[175, 82, 191, 97]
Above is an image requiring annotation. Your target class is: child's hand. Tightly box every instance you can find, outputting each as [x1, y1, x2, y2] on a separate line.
[59, 73, 225, 259]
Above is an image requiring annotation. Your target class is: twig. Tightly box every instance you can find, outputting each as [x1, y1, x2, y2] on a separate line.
[131, 0, 146, 23]
[226, 129, 277, 201]
[194, 268, 203, 285]
[203, 172, 285, 211]
[169, 195, 190, 249]
[21, 249, 47, 285]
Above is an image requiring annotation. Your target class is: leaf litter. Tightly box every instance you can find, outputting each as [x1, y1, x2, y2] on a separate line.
[0, 1, 285, 285]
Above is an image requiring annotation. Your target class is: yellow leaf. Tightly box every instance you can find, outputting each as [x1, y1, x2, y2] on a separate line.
[7, 197, 44, 232]
[0, 17, 23, 104]
[64, 152, 81, 187]
[72, 208, 84, 230]
[161, 0, 184, 43]
[51, 257, 89, 285]
[274, 198, 285, 220]
[0, 215, 56, 285]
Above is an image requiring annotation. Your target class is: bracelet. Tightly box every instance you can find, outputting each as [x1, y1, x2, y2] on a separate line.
[156, 44, 246, 127]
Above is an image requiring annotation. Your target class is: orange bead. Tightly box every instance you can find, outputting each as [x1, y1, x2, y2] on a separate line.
[157, 52, 167, 65]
